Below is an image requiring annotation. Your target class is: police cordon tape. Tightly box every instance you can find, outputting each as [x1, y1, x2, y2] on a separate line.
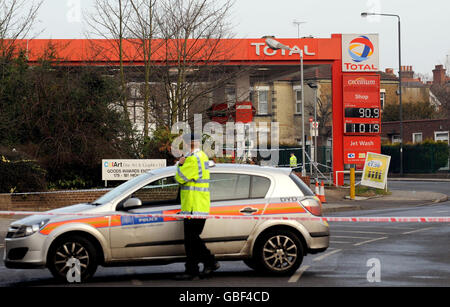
[0, 210, 449, 223]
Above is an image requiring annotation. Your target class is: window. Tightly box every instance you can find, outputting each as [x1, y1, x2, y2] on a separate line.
[210, 173, 250, 201]
[225, 87, 236, 108]
[392, 135, 402, 144]
[412, 132, 423, 143]
[120, 176, 180, 209]
[295, 90, 302, 114]
[251, 176, 271, 198]
[380, 90, 386, 109]
[435, 131, 449, 143]
[209, 174, 271, 201]
[257, 90, 269, 115]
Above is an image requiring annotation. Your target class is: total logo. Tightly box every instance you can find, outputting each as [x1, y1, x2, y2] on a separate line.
[342, 34, 379, 72]
[348, 36, 374, 63]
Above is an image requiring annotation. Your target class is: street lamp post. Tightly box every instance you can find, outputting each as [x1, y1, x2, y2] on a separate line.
[265, 37, 307, 176]
[308, 82, 319, 181]
[361, 12, 403, 175]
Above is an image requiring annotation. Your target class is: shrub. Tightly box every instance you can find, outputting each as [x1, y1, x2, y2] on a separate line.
[382, 140, 449, 173]
[0, 150, 47, 193]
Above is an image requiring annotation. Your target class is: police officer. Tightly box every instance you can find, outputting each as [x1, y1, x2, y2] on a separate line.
[175, 133, 219, 280]
[290, 153, 298, 169]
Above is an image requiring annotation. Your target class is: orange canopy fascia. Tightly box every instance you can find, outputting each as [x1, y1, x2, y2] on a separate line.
[7, 37, 341, 66]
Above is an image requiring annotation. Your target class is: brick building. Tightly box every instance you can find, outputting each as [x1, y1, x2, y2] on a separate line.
[381, 64, 449, 144]
[381, 118, 449, 144]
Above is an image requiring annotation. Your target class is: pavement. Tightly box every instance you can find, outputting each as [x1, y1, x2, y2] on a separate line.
[321, 185, 449, 213]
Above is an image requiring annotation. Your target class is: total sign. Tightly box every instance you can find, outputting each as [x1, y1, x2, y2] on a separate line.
[342, 34, 379, 72]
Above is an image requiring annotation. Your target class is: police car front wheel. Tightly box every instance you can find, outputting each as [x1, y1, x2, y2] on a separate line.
[47, 235, 98, 282]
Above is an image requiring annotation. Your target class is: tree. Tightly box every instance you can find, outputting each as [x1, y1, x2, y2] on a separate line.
[0, 0, 43, 59]
[431, 83, 450, 120]
[0, 45, 135, 188]
[84, 0, 136, 147]
[126, 0, 160, 140]
[382, 101, 438, 122]
[153, 0, 237, 127]
[305, 93, 333, 145]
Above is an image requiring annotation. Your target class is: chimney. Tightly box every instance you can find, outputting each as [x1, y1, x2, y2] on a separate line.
[385, 68, 394, 75]
[400, 65, 414, 80]
[433, 64, 446, 85]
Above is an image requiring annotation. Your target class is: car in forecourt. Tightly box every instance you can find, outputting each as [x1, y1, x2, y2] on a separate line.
[3, 164, 330, 281]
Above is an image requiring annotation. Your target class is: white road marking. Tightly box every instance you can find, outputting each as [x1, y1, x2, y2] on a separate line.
[330, 241, 350, 244]
[313, 249, 342, 262]
[332, 230, 388, 235]
[288, 265, 311, 283]
[402, 227, 435, 235]
[353, 236, 388, 246]
[332, 235, 376, 239]
[331, 225, 416, 230]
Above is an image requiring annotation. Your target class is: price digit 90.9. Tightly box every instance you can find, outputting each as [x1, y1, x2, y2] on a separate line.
[345, 108, 380, 119]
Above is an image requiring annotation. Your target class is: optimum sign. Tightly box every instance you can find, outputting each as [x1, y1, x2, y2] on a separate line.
[342, 34, 379, 72]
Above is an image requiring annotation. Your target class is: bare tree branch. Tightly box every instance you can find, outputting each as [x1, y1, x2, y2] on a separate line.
[0, 0, 43, 58]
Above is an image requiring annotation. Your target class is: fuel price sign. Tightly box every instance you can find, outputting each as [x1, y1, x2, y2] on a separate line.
[343, 75, 381, 135]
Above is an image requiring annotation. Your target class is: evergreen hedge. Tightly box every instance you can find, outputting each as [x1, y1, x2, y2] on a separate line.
[382, 140, 449, 173]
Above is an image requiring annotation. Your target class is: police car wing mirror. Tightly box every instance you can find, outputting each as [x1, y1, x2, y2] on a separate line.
[123, 198, 142, 209]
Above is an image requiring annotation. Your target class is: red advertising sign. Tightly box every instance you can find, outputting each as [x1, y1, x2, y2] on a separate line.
[343, 74, 381, 135]
[233, 101, 255, 123]
[343, 136, 381, 164]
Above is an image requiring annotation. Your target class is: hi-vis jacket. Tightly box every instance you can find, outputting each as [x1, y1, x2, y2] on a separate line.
[290, 155, 298, 168]
[175, 150, 210, 215]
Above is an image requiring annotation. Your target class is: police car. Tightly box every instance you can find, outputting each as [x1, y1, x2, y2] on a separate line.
[3, 164, 329, 281]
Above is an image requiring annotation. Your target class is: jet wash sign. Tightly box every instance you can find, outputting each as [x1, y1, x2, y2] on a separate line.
[342, 34, 379, 72]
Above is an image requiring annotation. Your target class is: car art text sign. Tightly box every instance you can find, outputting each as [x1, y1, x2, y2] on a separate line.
[102, 159, 167, 181]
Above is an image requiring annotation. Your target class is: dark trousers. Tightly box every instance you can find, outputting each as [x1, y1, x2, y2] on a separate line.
[183, 218, 215, 274]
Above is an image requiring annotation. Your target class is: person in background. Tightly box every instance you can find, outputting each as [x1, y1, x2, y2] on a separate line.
[290, 153, 298, 170]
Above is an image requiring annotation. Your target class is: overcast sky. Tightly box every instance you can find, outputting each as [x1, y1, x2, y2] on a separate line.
[35, 0, 450, 77]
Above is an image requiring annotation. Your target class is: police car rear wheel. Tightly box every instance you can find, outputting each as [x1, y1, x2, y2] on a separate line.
[48, 235, 98, 282]
[255, 230, 303, 276]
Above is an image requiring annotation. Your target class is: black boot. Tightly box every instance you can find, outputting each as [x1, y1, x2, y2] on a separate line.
[200, 262, 220, 278]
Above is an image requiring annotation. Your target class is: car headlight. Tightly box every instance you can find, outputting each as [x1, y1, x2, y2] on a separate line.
[7, 219, 50, 238]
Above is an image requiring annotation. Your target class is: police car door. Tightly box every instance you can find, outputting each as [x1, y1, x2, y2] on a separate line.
[202, 173, 272, 255]
[110, 176, 185, 260]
